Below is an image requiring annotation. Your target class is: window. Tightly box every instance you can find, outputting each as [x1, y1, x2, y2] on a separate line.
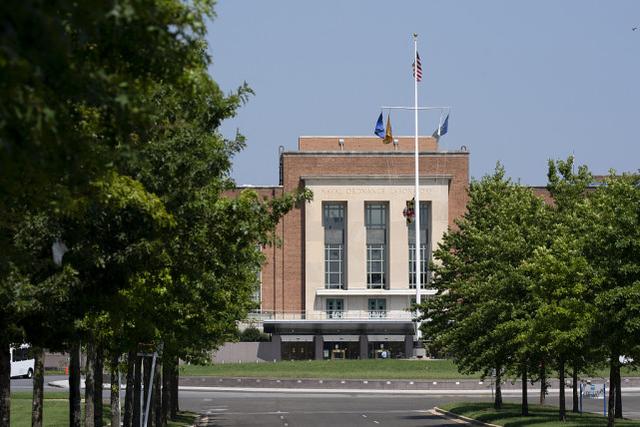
[11, 347, 31, 362]
[253, 270, 262, 305]
[408, 202, 430, 288]
[368, 298, 387, 318]
[324, 203, 346, 289]
[366, 203, 387, 289]
[253, 245, 262, 304]
[326, 298, 344, 319]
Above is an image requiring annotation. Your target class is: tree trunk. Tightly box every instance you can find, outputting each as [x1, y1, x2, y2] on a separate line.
[153, 358, 162, 427]
[85, 338, 96, 427]
[572, 367, 579, 413]
[559, 358, 566, 421]
[608, 356, 616, 427]
[161, 359, 171, 426]
[32, 347, 45, 427]
[521, 365, 528, 416]
[0, 345, 11, 427]
[493, 367, 502, 410]
[143, 356, 152, 426]
[133, 355, 142, 427]
[615, 364, 622, 419]
[94, 344, 103, 427]
[69, 341, 82, 427]
[110, 354, 121, 427]
[124, 350, 135, 427]
[170, 356, 179, 419]
[539, 361, 547, 405]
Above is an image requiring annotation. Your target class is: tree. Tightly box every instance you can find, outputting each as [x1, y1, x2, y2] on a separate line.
[523, 157, 599, 421]
[421, 165, 546, 412]
[104, 66, 311, 423]
[524, 237, 596, 421]
[0, 1, 293, 426]
[586, 172, 640, 426]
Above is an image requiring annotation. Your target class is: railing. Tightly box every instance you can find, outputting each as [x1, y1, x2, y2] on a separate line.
[368, 310, 387, 319]
[248, 309, 415, 321]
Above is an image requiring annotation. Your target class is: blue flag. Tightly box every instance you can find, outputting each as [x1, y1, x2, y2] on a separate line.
[439, 114, 449, 137]
[374, 113, 385, 138]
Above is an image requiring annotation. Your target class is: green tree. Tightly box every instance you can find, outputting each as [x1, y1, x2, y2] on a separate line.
[524, 237, 596, 421]
[0, 0, 261, 426]
[523, 157, 598, 421]
[586, 172, 640, 427]
[421, 165, 546, 412]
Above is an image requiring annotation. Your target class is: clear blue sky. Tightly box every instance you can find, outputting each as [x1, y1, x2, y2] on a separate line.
[207, 0, 640, 186]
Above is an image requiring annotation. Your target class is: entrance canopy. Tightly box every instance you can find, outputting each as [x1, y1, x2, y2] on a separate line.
[263, 319, 415, 335]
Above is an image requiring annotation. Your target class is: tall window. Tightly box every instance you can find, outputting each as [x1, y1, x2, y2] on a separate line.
[324, 203, 346, 289]
[365, 203, 388, 289]
[326, 298, 344, 319]
[408, 202, 430, 288]
[253, 270, 262, 304]
[368, 298, 387, 318]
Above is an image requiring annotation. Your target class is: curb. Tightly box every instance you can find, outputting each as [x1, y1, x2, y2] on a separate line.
[47, 379, 640, 395]
[432, 407, 500, 427]
[194, 413, 213, 427]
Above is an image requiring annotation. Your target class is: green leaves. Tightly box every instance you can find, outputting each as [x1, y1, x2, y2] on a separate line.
[423, 164, 546, 377]
[424, 156, 640, 398]
[0, 0, 302, 368]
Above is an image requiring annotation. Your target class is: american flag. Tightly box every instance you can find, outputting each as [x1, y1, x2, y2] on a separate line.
[412, 53, 422, 82]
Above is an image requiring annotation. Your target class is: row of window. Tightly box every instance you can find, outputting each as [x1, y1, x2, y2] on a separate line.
[326, 298, 388, 319]
[323, 201, 430, 289]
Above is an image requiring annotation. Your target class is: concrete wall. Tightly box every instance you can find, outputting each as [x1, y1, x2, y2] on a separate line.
[210, 342, 280, 363]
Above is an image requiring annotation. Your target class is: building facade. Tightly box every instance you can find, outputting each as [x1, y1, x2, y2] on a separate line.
[242, 136, 469, 360]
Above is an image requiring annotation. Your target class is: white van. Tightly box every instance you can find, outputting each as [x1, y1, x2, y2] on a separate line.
[10, 345, 34, 379]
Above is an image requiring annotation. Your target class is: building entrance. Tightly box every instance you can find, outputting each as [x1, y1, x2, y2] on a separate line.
[368, 341, 405, 359]
[323, 341, 359, 360]
[282, 342, 314, 360]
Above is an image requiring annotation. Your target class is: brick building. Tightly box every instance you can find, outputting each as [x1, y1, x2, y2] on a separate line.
[240, 135, 469, 360]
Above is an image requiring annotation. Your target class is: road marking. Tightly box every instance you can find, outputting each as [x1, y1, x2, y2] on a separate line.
[373, 421, 379, 424]
[362, 414, 367, 418]
[427, 409, 469, 424]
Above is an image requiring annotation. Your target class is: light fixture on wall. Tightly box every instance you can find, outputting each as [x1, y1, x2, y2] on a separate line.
[338, 138, 344, 150]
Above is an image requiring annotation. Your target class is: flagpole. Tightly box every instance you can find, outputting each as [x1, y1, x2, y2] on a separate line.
[413, 33, 422, 342]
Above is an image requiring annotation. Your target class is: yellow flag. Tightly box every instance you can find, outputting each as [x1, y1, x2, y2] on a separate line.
[383, 113, 393, 144]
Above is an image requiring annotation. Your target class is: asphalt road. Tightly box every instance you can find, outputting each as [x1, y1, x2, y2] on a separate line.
[11, 376, 640, 426]
[181, 391, 480, 426]
[179, 390, 640, 426]
[10, 375, 68, 392]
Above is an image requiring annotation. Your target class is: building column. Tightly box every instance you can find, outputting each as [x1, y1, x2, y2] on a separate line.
[314, 335, 324, 360]
[359, 335, 369, 360]
[404, 335, 414, 359]
[272, 334, 282, 361]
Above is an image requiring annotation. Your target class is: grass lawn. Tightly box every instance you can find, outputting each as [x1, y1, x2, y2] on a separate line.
[180, 359, 640, 381]
[168, 411, 198, 427]
[11, 391, 76, 427]
[440, 402, 640, 426]
[180, 359, 479, 379]
[9, 391, 196, 427]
